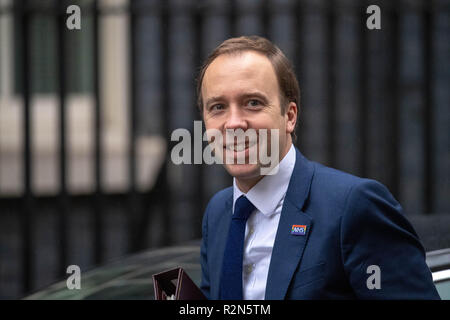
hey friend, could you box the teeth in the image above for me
[226,144,247,152]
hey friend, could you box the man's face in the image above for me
[201,50,296,186]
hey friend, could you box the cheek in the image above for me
[203,117,220,130]
[251,112,283,129]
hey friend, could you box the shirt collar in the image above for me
[233,144,296,216]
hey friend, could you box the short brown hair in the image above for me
[196,36,300,140]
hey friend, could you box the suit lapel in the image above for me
[211,194,233,299]
[265,148,315,299]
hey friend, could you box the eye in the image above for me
[246,99,262,108]
[210,104,225,111]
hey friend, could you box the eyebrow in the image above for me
[205,96,225,107]
[205,91,269,107]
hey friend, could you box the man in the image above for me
[198,36,439,299]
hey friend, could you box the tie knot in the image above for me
[233,196,255,221]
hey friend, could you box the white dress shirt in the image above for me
[232,144,296,300]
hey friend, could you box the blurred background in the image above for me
[0,0,449,299]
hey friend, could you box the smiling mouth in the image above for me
[225,143,247,152]
[224,139,258,152]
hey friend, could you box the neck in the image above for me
[235,140,293,193]
[235,176,264,194]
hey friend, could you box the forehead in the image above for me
[202,51,279,100]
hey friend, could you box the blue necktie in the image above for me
[220,195,255,300]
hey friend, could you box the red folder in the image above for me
[152,267,206,300]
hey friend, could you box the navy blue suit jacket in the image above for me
[200,148,440,299]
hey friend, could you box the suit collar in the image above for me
[284,148,315,211]
[265,148,315,299]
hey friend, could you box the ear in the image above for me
[285,102,298,134]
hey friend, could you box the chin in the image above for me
[224,163,261,181]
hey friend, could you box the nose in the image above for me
[224,105,248,131]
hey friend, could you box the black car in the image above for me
[24,242,450,300]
